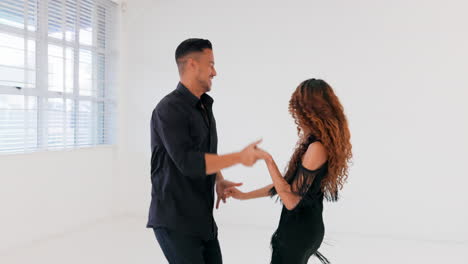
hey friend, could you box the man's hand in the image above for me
[239,139,263,166]
[215,179,243,209]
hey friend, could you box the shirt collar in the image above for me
[176,82,214,107]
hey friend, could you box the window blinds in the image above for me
[0,0,117,153]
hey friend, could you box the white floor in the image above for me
[0,216,466,264]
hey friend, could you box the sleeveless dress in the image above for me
[270,146,330,264]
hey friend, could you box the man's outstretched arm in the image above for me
[205,139,262,175]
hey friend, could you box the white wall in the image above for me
[0,146,116,252]
[118,0,468,242]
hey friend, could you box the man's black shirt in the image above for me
[147,82,218,240]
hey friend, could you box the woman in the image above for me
[224,78,352,264]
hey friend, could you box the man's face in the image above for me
[194,49,217,92]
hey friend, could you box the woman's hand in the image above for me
[256,147,273,163]
[224,186,249,200]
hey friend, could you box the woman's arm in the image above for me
[262,154,302,210]
[245,184,274,199]
[223,153,301,209]
[224,143,327,210]
[224,184,274,200]
[259,142,328,210]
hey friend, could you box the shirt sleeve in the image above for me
[152,103,206,178]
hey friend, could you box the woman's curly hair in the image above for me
[270,78,352,201]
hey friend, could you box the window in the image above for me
[0,0,117,153]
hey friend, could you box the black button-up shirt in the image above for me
[147,82,218,240]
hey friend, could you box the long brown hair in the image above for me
[270,78,352,201]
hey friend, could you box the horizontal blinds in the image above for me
[0,0,116,154]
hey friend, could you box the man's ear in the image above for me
[183,57,193,72]
[189,57,200,70]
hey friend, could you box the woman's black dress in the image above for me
[270,156,330,264]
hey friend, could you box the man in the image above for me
[147,38,262,264]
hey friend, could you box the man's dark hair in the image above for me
[175,38,212,66]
